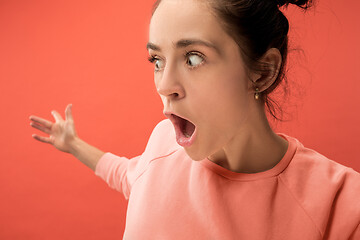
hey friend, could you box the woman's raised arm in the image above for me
[29,104,105,171]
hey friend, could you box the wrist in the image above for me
[68,136,83,156]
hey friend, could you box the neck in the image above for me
[208,101,289,174]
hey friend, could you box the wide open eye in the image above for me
[186,52,204,69]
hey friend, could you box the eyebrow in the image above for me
[146,38,221,55]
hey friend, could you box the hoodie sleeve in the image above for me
[94,152,140,200]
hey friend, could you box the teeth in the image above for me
[184,132,191,138]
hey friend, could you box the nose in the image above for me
[155,63,185,101]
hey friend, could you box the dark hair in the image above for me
[150,0,314,122]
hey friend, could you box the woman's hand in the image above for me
[29,104,78,153]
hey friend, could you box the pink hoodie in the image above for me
[95,119,360,239]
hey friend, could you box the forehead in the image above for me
[148,0,229,49]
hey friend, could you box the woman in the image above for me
[29,0,360,239]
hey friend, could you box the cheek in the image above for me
[191,75,249,135]
[196,71,248,111]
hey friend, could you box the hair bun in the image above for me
[277,0,313,9]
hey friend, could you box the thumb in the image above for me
[65,103,74,121]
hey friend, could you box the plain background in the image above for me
[1,0,359,239]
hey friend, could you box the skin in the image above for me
[148,0,289,173]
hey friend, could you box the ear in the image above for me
[248,48,282,92]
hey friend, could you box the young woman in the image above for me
[29,0,360,239]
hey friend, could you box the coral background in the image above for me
[0,0,359,239]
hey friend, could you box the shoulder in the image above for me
[285,136,360,186]
[142,118,181,161]
[282,134,360,195]
[279,135,360,235]
[148,118,175,142]
[124,119,181,190]
[280,134,359,180]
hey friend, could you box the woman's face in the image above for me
[147,0,255,161]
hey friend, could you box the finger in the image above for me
[29,115,53,128]
[32,134,53,144]
[65,104,74,121]
[30,122,51,134]
[51,110,64,122]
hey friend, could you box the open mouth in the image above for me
[171,114,196,138]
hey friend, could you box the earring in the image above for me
[254,88,260,100]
